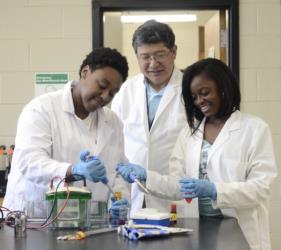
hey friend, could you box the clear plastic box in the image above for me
[46,187,91,229]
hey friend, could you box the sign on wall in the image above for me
[35,73,68,97]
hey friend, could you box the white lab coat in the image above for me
[111,67,187,216]
[4,81,129,217]
[146,111,278,250]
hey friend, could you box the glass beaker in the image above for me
[90,201,109,226]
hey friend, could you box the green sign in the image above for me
[36,73,68,84]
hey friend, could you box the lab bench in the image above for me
[0,217,250,250]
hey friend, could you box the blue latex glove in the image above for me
[179,178,217,200]
[116,163,147,183]
[110,197,129,219]
[72,150,106,183]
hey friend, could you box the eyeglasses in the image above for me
[137,50,171,63]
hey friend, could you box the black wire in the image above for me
[0,205,15,226]
[71,174,87,186]
[5,210,25,227]
[0,208,3,226]
[65,174,87,186]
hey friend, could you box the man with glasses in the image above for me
[111,20,186,216]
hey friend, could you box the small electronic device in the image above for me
[45,186,91,229]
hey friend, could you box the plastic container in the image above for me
[131,208,170,227]
[45,186,91,229]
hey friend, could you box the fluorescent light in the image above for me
[121,14,197,23]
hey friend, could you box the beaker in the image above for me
[109,205,129,226]
[90,201,108,226]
